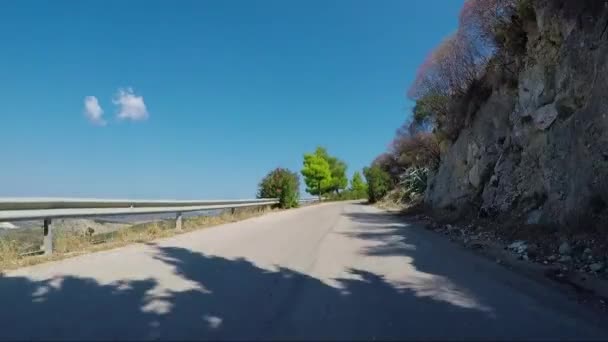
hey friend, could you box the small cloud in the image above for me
[83,96,105,126]
[113,87,149,121]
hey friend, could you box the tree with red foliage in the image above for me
[459,0,517,50]
[407,0,521,134]
[389,120,441,170]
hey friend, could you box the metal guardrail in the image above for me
[0,198,277,211]
[0,197,279,256]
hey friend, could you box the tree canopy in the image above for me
[349,171,368,199]
[257,168,300,209]
[301,147,349,200]
[301,153,332,200]
[314,147,348,194]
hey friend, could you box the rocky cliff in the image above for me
[426,0,608,230]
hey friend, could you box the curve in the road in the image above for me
[1,202,607,340]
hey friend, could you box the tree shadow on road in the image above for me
[341,210,608,339]
[0,242,526,340]
[0,209,607,339]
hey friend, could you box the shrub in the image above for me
[390,130,441,171]
[257,168,300,209]
[400,167,429,195]
[363,166,393,203]
[325,190,361,201]
[372,153,401,184]
[349,171,368,199]
[412,93,449,129]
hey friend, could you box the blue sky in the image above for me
[0,0,463,199]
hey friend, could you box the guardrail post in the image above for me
[43,219,53,255]
[175,212,183,231]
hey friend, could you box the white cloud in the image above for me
[113,87,149,121]
[83,96,105,126]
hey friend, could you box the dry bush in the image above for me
[459,0,518,51]
[0,239,22,269]
[407,0,528,139]
[390,131,440,170]
[54,231,91,254]
[372,153,401,183]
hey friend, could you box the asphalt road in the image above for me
[1,202,607,340]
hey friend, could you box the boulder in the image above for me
[532,103,558,130]
[590,263,604,272]
[559,242,571,255]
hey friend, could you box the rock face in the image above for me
[426,0,608,229]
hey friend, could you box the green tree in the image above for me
[349,171,368,199]
[314,147,348,194]
[363,165,392,203]
[257,168,300,209]
[301,153,332,201]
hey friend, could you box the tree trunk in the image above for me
[318,181,322,202]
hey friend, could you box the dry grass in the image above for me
[375,187,425,213]
[0,206,276,272]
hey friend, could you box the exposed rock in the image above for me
[559,242,571,255]
[572,244,586,256]
[468,163,482,188]
[425,2,608,229]
[518,64,547,116]
[532,103,558,130]
[526,243,539,258]
[526,210,542,225]
[417,2,608,284]
[470,242,484,250]
[508,240,528,254]
[590,263,604,272]
[559,255,573,263]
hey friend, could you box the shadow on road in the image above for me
[1,244,500,340]
[0,209,606,339]
[341,209,608,339]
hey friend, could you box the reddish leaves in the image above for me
[409,0,517,102]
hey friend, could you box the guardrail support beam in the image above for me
[43,219,53,255]
[175,212,183,231]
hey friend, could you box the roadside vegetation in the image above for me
[363,0,531,207]
[258,146,369,207]
[257,168,300,209]
[301,147,367,202]
[0,206,274,271]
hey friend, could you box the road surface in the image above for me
[1,202,607,340]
